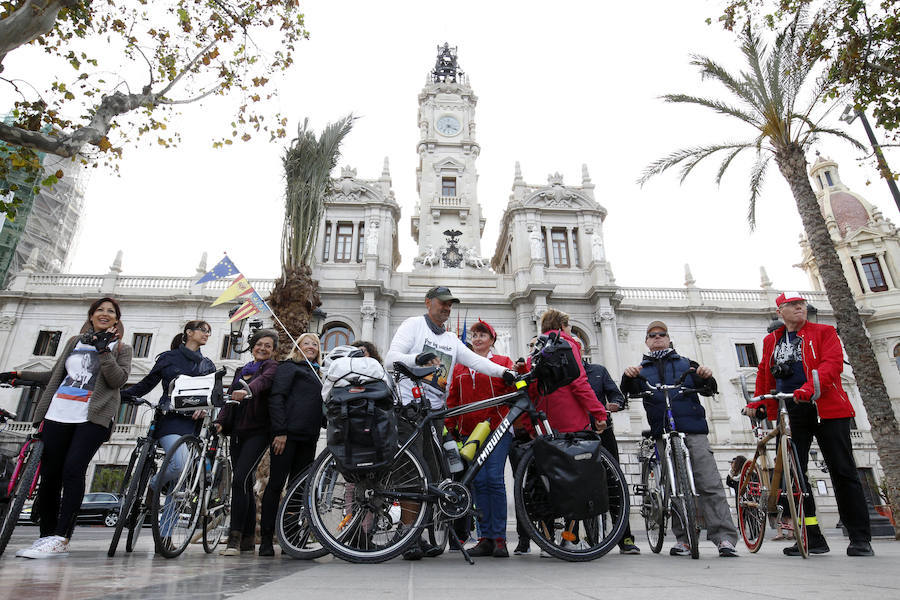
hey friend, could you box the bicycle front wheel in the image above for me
[126,453,156,553]
[203,451,232,554]
[108,442,149,557]
[0,439,42,557]
[670,437,700,559]
[276,467,328,560]
[640,457,666,554]
[151,435,203,558]
[305,448,430,563]
[783,438,808,559]
[513,444,629,562]
[737,456,766,552]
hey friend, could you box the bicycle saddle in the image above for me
[392,362,438,380]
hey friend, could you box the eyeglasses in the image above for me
[647,332,668,339]
[192,328,212,335]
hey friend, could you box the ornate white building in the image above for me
[0,45,897,525]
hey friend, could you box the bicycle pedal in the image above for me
[632,484,648,495]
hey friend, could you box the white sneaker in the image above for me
[15,536,51,557]
[560,539,587,551]
[20,535,69,559]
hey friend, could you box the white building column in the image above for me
[350,221,360,263]
[566,227,577,268]
[543,227,553,267]
[853,256,871,292]
[877,251,896,289]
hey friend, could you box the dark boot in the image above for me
[240,533,256,554]
[222,531,241,557]
[784,525,829,556]
[258,530,275,557]
[467,537,495,557]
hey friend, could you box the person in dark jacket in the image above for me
[621,320,738,558]
[583,360,640,555]
[215,328,279,556]
[258,332,323,556]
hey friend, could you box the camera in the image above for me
[770,361,794,380]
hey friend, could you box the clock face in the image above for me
[436,115,461,136]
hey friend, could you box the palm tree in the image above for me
[640,19,900,537]
[268,115,355,354]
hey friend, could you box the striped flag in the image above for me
[211,274,253,306]
[229,290,270,322]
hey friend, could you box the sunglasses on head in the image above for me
[647,332,668,339]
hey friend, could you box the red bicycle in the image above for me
[0,380,45,556]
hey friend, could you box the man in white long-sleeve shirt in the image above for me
[385,286,511,409]
[385,286,514,561]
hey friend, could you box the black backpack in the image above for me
[531,331,581,396]
[531,432,609,520]
[325,379,397,475]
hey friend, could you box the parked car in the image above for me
[77,492,122,527]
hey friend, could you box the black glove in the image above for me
[754,406,768,420]
[415,352,437,366]
[91,331,117,353]
[0,371,16,383]
[501,369,517,385]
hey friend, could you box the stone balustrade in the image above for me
[4,272,277,298]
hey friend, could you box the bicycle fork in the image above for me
[664,433,699,498]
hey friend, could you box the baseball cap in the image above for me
[646,320,668,335]
[425,286,459,303]
[775,292,806,307]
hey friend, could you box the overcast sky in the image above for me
[4,1,897,290]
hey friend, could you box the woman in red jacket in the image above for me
[446,319,515,558]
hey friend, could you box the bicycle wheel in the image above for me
[670,436,700,559]
[513,444,629,562]
[737,457,766,552]
[108,443,149,556]
[640,457,666,554]
[425,505,450,555]
[305,448,430,563]
[126,454,157,553]
[150,435,203,558]
[782,438,808,559]
[203,451,232,554]
[0,439,42,557]
[276,467,328,559]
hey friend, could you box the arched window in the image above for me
[321,323,354,352]
[894,343,900,374]
[570,326,591,362]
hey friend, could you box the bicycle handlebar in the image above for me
[0,407,16,420]
[629,367,697,396]
[0,379,43,389]
[739,370,821,405]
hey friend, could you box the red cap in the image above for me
[471,318,497,340]
[775,291,806,307]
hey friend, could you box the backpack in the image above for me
[532,432,609,520]
[323,357,398,475]
[531,332,581,396]
[169,368,226,411]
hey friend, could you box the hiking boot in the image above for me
[513,539,531,555]
[718,540,738,557]
[258,530,275,557]
[493,538,509,558]
[402,544,423,561]
[669,542,691,556]
[467,537,495,557]
[784,537,830,556]
[240,534,255,553]
[221,531,241,556]
[847,541,874,557]
[619,537,641,555]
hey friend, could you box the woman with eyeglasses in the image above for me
[121,320,216,549]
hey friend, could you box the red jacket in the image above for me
[750,321,854,420]
[446,354,515,436]
[526,330,607,433]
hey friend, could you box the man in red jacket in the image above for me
[745,292,872,557]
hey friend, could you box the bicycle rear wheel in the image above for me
[513,444,629,562]
[276,467,328,559]
[782,438,808,559]
[0,439,42,557]
[203,451,232,554]
[737,457,766,552]
[305,448,429,563]
[640,457,666,554]
[108,442,149,557]
[151,435,203,558]
[670,436,700,559]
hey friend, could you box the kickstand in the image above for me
[449,535,474,565]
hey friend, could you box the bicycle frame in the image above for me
[6,424,43,499]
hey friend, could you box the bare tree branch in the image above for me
[0,0,77,70]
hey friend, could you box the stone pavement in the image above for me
[0,526,896,600]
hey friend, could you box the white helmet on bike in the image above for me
[321,345,364,371]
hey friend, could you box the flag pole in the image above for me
[268,310,323,383]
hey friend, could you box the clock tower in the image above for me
[412,44,487,269]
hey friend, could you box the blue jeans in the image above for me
[154,433,191,537]
[471,431,512,540]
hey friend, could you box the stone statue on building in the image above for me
[366,220,379,255]
[591,229,605,261]
[464,246,485,269]
[415,245,438,268]
[528,226,543,260]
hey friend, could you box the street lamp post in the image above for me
[228,305,263,354]
[840,105,900,213]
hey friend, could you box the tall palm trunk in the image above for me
[776,143,900,536]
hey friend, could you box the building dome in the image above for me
[829,191,871,237]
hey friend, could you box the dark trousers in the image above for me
[599,427,634,544]
[508,435,530,543]
[39,419,110,538]
[260,438,316,533]
[788,409,871,543]
[229,434,268,538]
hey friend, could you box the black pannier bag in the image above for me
[326,379,397,475]
[531,331,581,396]
[532,433,609,520]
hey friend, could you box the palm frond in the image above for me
[715,145,754,185]
[747,155,771,231]
[638,142,754,186]
[662,94,761,127]
[794,119,867,152]
[690,55,760,110]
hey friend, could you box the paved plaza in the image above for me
[0,526,895,600]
